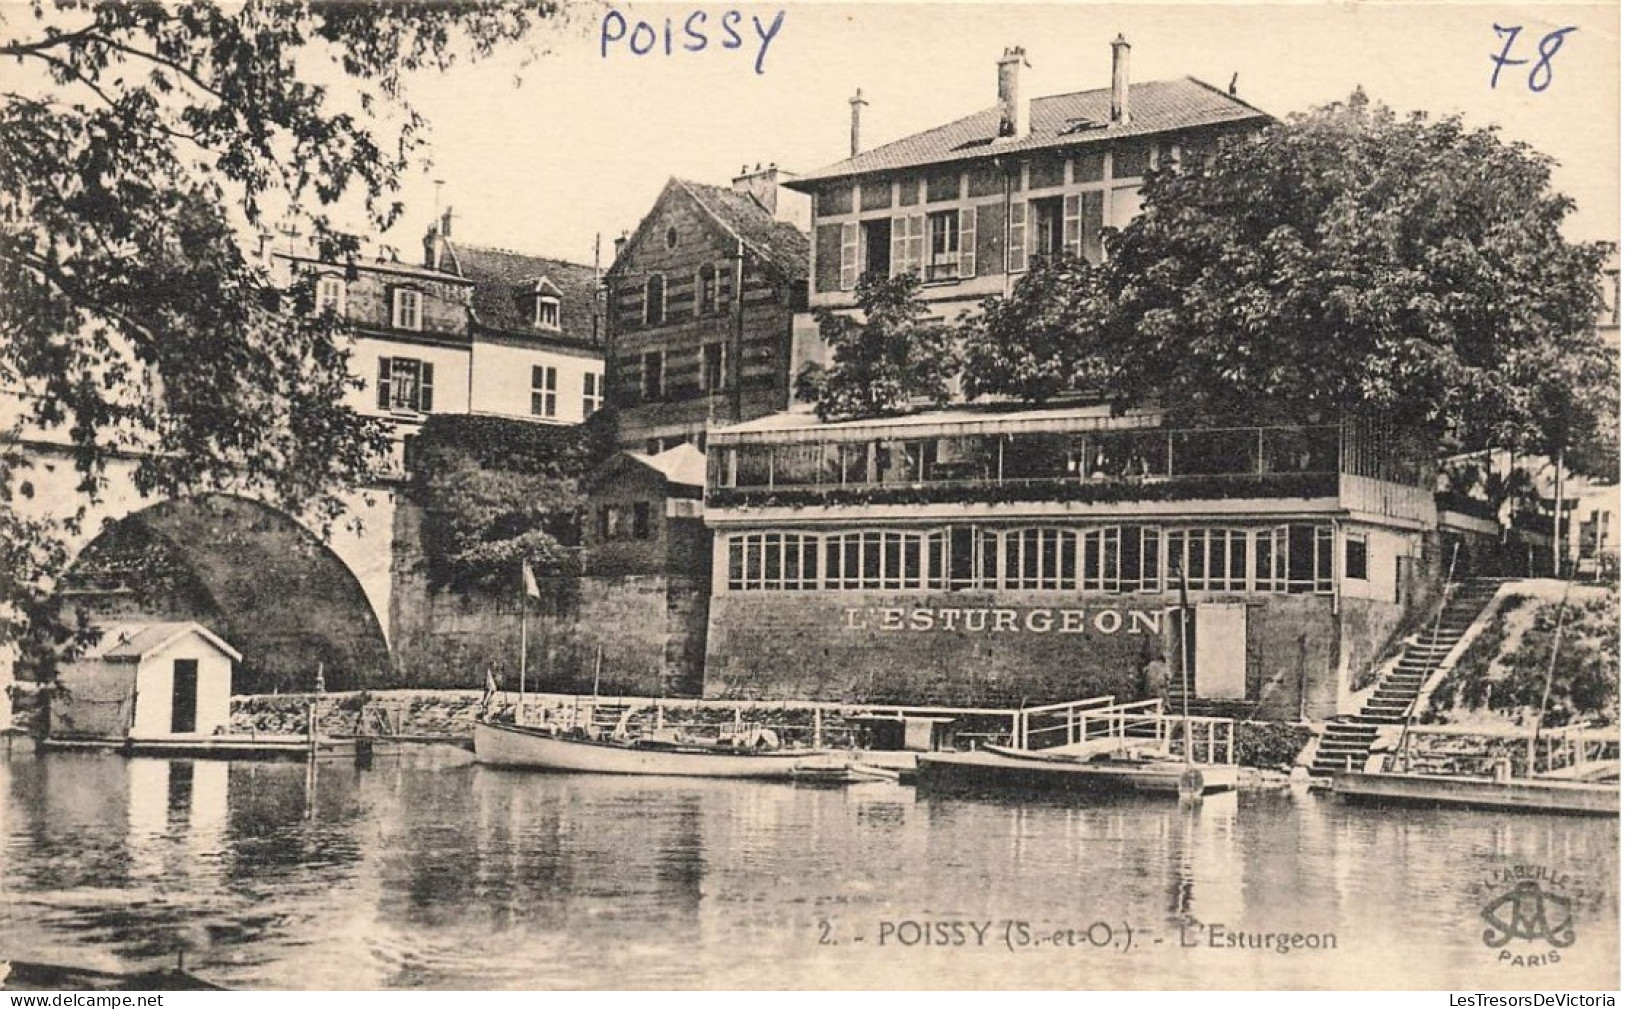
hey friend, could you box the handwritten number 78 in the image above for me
[1492,25,1578,92]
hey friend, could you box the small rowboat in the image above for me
[473,720,825,780]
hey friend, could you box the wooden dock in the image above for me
[39,733,472,761]
[1330,770,1619,816]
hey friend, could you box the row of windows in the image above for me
[813,145,1175,217]
[377,356,603,418]
[725,525,1348,595]
[318,279,561,333]
[634,262,731,328]
[715,427,1342,490]
[828,187,1142,292]
[635,343,730,401]
[530,366,603,419]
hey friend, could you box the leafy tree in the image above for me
[408,412,616,593]
[960,252,1112,404]
[968,91,1615,470]
[795,272,959,421]
[0,3,562,673]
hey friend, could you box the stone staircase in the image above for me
[1310,578,1504,776]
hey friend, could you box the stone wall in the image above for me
[705,590,1352,716]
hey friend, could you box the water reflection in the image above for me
[1,752,1617,990]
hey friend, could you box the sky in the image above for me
[379,1,1619,266]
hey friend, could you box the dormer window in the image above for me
[391,287,423,331]
[534,296,560,330]
[316,274,346,317]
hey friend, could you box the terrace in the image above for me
[705,405,1432,520]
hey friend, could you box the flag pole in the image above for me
[519,565,529,726]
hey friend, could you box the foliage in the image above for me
[0,2,563,670]
[960,252,1113,403]
[795,272,959,421]
[1234,720,1313,769]
[1426,591,1619,727]
[408,412,616,593]
[964,91,1615,472]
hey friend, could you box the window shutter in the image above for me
[419,362,434,412]
[1083,191,1105,263]
[890,216,908,277]
[1063,193,1082,257]
[1008,202,1027,273]
[376,358,392,410]
[958,208,975,278]
[906,214,925,274]
[839,222,859,290]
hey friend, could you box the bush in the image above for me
[1235,720,1313,769]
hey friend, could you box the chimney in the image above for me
[849,88,868,156]
[613,231,628,260]
[440,207,453,238]
[733,163,782,216]
[731,163,809,229]
[422,224,437,269]
[1111,34,1131,124]
[997,46,1028,139]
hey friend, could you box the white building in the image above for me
[49,622,239,740]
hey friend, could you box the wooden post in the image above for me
[813,706,823,749]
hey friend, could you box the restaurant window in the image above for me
[391,288,423,331]
[376,356,433,413]
[1080,527,1121,592]
[1004,528,1077,591]
[1346,533,1369,581]
[926,210,960,281]
[530,365,557,418]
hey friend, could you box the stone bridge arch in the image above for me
[9,447,398,693]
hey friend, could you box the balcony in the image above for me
[708,423,1347,509]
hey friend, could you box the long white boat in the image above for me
[473,720,826,779]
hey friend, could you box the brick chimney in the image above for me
[1111,34,1131,124]
[732,163,808,228]
[997,46,1028,139]
[849,88,868,156]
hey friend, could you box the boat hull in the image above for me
[1331,770,1619,817]
[473,721,822,780]
[918,748,1238,797]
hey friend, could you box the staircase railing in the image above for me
[1394,541,1461,770]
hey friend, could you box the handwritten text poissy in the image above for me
[601,9,787,76]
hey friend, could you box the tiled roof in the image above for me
[441,242,602,346]
[674,179,810,281]
[788,77,1271,185]
[91,622,242,662]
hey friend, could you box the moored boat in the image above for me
[1330,770,1619,816]
[473,720,825,779]
[918,745,1238,797]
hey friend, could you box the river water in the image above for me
[0,750,1617,990]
